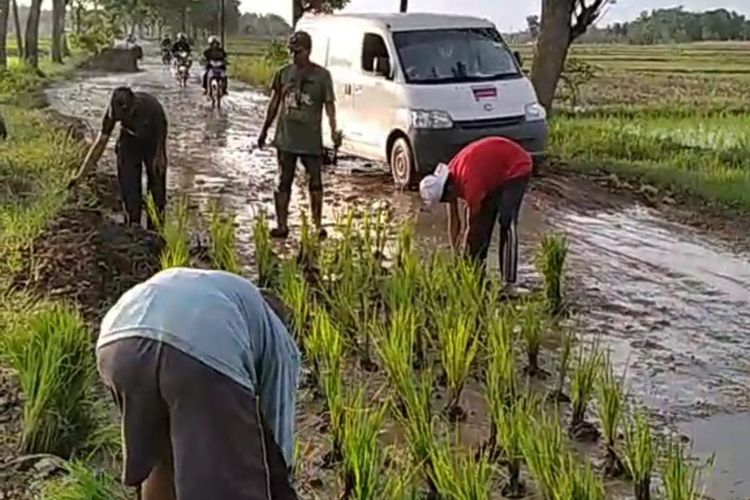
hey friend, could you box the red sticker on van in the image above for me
[472,86,497,101]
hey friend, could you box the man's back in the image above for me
[99,268,296,392]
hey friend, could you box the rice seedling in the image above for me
[492,394,537,498]
[662,438,711,500]
[278,260,311,341]
[394,370,436,485]
[341,388,389,499]
[570,337,603,441]
[549,325,575,403]
[552,453,607,500]
[436,308,480,421]
[313,309,346,463]
[535,233,569,313]
[147,195,190,269]
[208,202,241,274]
[252,212,277,289]
[597,353,627,477]
[322,364,346,465]
[41,461,129,500]
[519,300,549,378]
[623,410,656,500]
[0,303,96,456]
[484,306,518,458]
[376,306,418,412]
[428,436,494,500]
[297,211,320,271]
[519,407,567,499]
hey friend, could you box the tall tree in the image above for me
[531,0,611,113]
[24,0,43,67]
[0,0,9,67]
[292,0,349,28]
[51,0,66,62]
[11,0,22,56]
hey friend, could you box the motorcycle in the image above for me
[172,51,191,88]
[207,60,227,110]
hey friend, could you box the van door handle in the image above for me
[344,84,352,96]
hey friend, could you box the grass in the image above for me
[208,202,241,274]
[435,307,480,421]
[230,55,279,88]
[597,353,627,477]
[662,439,710,500]
[551,325,575,402]
[492,394,535,498]
[553,453,606,500]
[427,436,494,500]
[252,212,277,288]
[147,195,190,269]
[41,461,129,500]
[519,407,567,499]
[278,259,311,342]
[569,337,603,439]
[519,300,548,377]
[535,233,569,313]
[0,302,96,456]
[376,305,418,410]
[623,410,657,500]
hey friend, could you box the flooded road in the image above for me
[46,53,750,498]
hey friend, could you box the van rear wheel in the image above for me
[390,137,417,190]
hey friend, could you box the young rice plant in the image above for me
[536,233,569,313]
[147,195,190,269]
[436,308,480,421]
[623,410,656,500]
[520,300,548,378]
[570,337,603,441]
[252,212,277,288]
[662,438,710,500]
[551,325,575,403]
[40,461,129,500]
[519,407,567,499]
[597,353,627,477]
[208,202,241,274]
[278,260,311,341]
[428,437,494,500]
[493,394,537,498]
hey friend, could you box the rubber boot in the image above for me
[309,190,327,239]
[270,191,290,239]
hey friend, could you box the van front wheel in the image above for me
[390,137,416,190]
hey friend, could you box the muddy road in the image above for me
[46,52,750,498]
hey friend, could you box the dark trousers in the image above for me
[276,151,323,194]
[466,175,530,284]
[116,132,167,229]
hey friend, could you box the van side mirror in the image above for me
[514,51,523,67]
[373,56,391,78]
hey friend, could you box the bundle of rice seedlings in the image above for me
[519,300,549,378]
[662,438,710,500]
[252,212,277,289]
[623,410,656,500]
[553,453,606,500]
[278,260,311,341]
[549,325,575,403]
[147,195,190,269]
[341,388,389,499]
[569,338,603,441]
[0,303,96,456]
[519,407,567,499]
[597,353,627,477]
[208,202,241,274]
[436,309,480,421]
[41,461,129,500]
[535,233,569,313]
[428,437,494,500]
[493,395,537,498]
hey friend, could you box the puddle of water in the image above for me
[679,413,750,500]
[46,51,750,495]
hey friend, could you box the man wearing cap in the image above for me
[419,136,532,288]
[257,30,339,239]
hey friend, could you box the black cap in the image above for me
[288,31,312,51]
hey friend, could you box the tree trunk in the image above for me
[399,0,407,13]
[11,0,22,57]
[530,0,574,113]
[292,0,303,28]
[51,0,64,63]
[24,0,43,67]
[0,0,10,67]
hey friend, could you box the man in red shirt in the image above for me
[419,136,532,286]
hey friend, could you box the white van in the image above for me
[297,12,548,188]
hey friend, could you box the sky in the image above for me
[240,0,750,32]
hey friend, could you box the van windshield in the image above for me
[393,28,520,84]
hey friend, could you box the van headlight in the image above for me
[524,103,546,121]
[410,110,453,129]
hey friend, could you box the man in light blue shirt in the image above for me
[97,267,299,500]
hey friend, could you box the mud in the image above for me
[42,48,750,498]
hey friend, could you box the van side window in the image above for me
[328,40,352,68]
[361,33,389,73]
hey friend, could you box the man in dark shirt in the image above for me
[69,87,168,229]
[257,31,339,240]
[202,35,228,95]
[171,33,191,57]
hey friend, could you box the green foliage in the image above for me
[428,438,494,500]
[623,410,656,500]
[208,203,241,274]
[535,233,569,313]
[597,353,626,475]
[570,338,603,431]
[519,408,567,499]
[662,439,710,500]
[147,195,190,270]
[41,461,128,500]
[0,303,96,456]
[252,212,277,288]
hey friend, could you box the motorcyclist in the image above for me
[171,33,192,67]
[202,35,229,95]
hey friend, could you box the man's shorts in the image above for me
[97,337,297,500]
[276,151,323,194]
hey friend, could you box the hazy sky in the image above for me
[240,0,750,32]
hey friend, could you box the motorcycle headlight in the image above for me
[524,102,546,121]
[409,109,453,130]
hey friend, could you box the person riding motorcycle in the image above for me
[160,35,172,63]
[202,35,229,95]
[171,33,192,68]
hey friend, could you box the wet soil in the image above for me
[40,49,750,498]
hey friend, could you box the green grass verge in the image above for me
[41,461,128,500]
[230,55,279,88]
[551,112,750,210]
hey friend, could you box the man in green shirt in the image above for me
[257,31,339,239]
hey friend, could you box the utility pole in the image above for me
[399,0,407,13]
[220,0,226,46]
